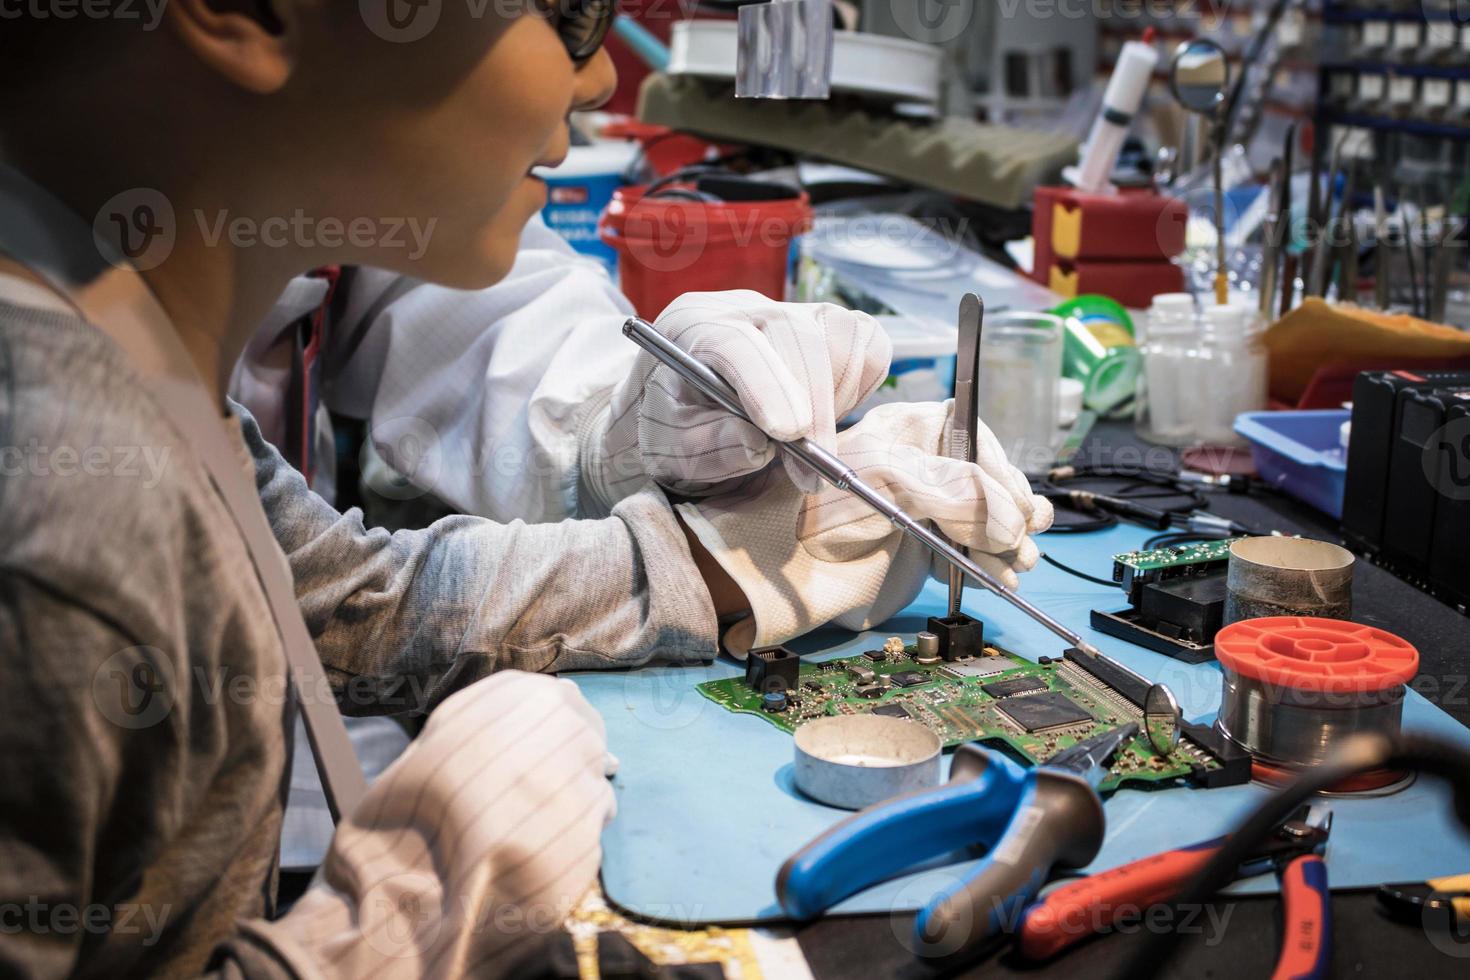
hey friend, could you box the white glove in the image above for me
[233,673,615,978]
[677,400,1054,656]
[580,290,892,512]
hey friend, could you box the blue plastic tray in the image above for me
[1235,410,1351,518]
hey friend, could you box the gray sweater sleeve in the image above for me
[244,410,718,716]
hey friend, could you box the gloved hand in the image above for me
[676,400,1054,656]
[225,673,615,977]
[580,290,892,513]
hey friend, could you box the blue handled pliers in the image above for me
[777,723,1138,964]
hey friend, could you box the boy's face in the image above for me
[181,1,617,287]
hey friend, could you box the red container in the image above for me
[1032,185,1188,262]
[600,184,813,320]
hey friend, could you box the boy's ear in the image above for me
[165,0,296,94]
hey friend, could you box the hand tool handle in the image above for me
[1016,838,1225,960]
[913,771,1107,964]
[777,751,1031,921]
[622,315,1109,659]
[1273,854,1330,980]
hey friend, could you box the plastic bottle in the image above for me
[1195,304,1269,446]
[1135,293,1199,446]
[1068,34,1159,194]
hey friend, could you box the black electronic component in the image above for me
[994,691,1093,733]
[1091,540,1231,663]
[803,681,823,692]
[982,676,1049,699]
[1383,386,1470,571]
[926,613,984,661]
[1429,400,1470,608]
[855,685,885,699]
[890,671,929,688]
[863,650,886,662]
[745,646,800,694]
[761,691,788,713]
[872,703,909,718]
[1343,370,1470,554]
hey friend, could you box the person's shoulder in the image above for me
[0,305,203,585]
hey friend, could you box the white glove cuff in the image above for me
[675,501,798,659]
[575,390,632,519]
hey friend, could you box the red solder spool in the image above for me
[1214,617,1420,792]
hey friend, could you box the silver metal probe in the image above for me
[623,315,1109,660]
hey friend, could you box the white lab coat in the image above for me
[238,215,637,523]
[236,216,642,868]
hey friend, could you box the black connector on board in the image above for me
[926,614,984,661]
[745,646,800,694]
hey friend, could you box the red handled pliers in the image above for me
[1017,804,1333,978]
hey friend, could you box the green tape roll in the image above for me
[1052,295,1141,415]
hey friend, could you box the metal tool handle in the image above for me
[913,771,1107,964]
[621,316,1106,658]
[777,751,1031,921]
[949,294,984,618]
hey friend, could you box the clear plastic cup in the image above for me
[977,312,1063,473]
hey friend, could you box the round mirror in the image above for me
[1170,40,1230,115]
[1144,683,1182,756]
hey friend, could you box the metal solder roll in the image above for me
[1213,617,1419,773]
[1223,537,1355,626]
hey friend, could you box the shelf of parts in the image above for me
[1322,61,1470,81]
[1319,108,1470,140]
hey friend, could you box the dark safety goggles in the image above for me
[537,0,616,65]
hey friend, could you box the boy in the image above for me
[0,3,1047,977]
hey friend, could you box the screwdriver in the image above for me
[623,315,1111,660]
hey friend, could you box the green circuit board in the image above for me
[1114,538,1238,582]
[697,642,1223,793]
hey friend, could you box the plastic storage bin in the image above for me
[1234,410,1351,519]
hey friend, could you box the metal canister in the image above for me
[1213,617,1419,772]
[793,715,942,810]
[1224,537,1355,625]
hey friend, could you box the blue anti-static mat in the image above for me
[567,524,1470,926]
